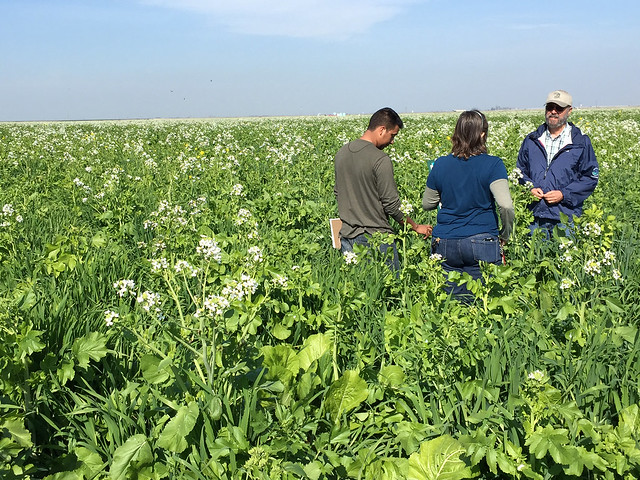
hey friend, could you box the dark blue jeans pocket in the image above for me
[469,235,500,264]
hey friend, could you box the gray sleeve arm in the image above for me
[490,178,515,241]
[422,186,440,211]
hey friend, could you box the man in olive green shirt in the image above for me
[334,107,431,270]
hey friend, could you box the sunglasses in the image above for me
[546,103,569,113]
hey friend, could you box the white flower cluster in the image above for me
[197,236,222,263]
[527,370,545,382]
[174,260,199,277]
[231,183,245,196]
[143,200,189,230]
[73,177,92,194]
[137,290,162,313]
[247,246,263,263]
[234,208,260,239]
[150,257,169,273]
[583,259,602,276]
[104,310,119,327]
[113,279,136,297]
[430,253,443,261]
[221,274,258,302]
[1,204,23,227]
[199,294,230,317]
[343,251,358,265]
[187,196,207,215]
[602,250,616,265]
[581,221,602,237]
[612,269,623,281]
[559,278,575,290]
[272,274,289,289]
[508,167,523,185]
[400,199,414,216]
[235,208,253,226]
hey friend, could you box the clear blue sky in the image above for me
[2,0,639,121]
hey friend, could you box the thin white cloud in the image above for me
[141,0,423,39]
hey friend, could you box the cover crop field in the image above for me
[1,108,640,479]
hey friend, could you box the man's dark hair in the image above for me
[367,107,404,131]
[451,110,488,159]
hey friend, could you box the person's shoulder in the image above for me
[524,124,547,141]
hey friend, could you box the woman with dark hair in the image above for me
[422,110,514,300]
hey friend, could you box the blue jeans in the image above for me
[341,233,400,273]
[529,218,574,239]
[431,234,501,300]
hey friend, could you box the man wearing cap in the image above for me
[516,90,599,236]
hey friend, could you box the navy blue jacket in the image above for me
[516,122,598,221]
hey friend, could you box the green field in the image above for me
[1,109,640,479]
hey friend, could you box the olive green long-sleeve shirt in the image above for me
[334,139,404,239]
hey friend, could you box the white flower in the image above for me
[430,253,443,261]
[527,370,545,382]
[113,279,136,297]
[231,183,245,196]
[272,274,288,289]
[603,250,616,265]
[15,215,23,223]
[559,278,575,290]
[202,294,230,317]
[584,259,601,276]
[197,236,222,262]
[508,167,523,185]
[343,251,358,265]
[104,310,119,327]
[150,257,169,273]
[247,246,263,263]
[235,208,253,225]
[581,222,602,237]
[612,269,622,281]
[400,199,414,216]
[221,274,259,302]
[137,290,162,312]
[558,239,574,250]
[2,204,14,215]
[175,260,199,277]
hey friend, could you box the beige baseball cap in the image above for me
[545,90,572,108]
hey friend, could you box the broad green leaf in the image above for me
[157,401,200,453]
[617,404,640,438]
[525,425,569,463]
[613,325,638,345]
[297,332,332,371]
[72,332,108,369]
[18,328,45,359]
[57,359,76,385]
[408,434,474,480]
[326,370,369,421]
[109,434,152,480]
[303,460,323,480]
[261,345,300,376]
[75,446,105,478]
[0,417,32,449]
[379,365,405,388]
[272,322,291,340]
[561,445,608,476]
[140,355,171,384]
[43,472,81,480]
